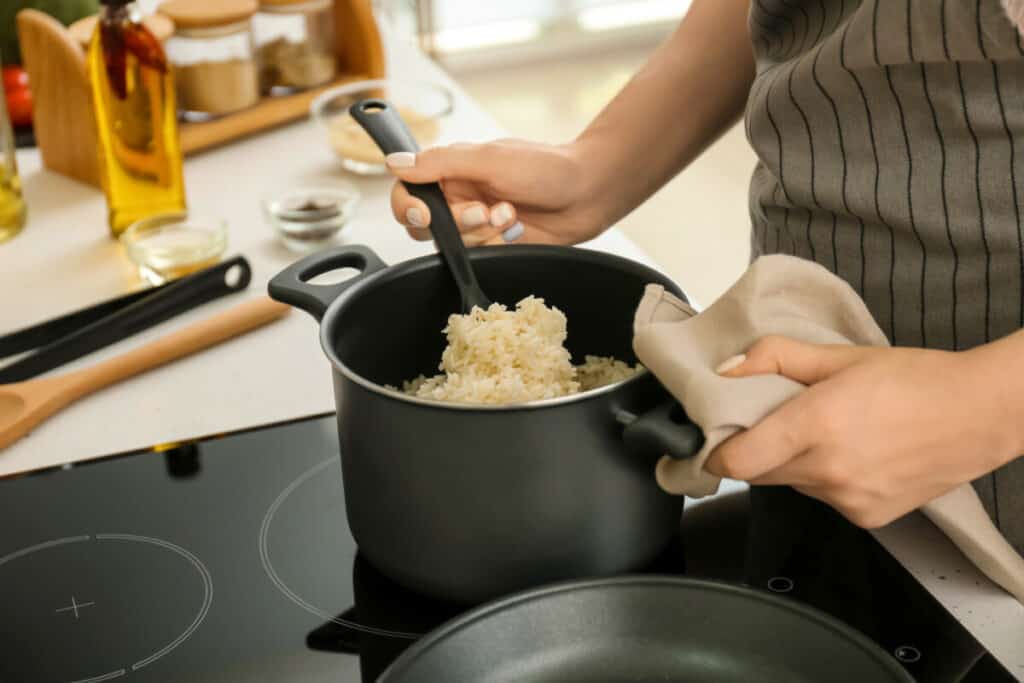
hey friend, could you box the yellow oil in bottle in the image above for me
[87,1,186,238]
[0,80,26,244]
[0,163,26,244]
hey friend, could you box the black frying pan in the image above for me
[377,576,915,682]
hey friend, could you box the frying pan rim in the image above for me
[376,574,916,682]
[317,245,686,412]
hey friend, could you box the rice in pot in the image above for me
[401,296,642,405]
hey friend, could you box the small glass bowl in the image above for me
[121,213,228,285]
[263,185,360,253]
[310,78,453,174]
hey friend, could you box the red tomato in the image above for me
[2,66,28,94]
[6,88,32,127]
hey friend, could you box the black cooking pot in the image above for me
[269,245,703,603]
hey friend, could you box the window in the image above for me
[379,0,690,61]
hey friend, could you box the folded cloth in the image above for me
[633,254,1024,603]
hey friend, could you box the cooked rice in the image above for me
[576,355,643,391]
[401,296,642,404]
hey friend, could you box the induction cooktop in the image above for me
[0,416,1013,682]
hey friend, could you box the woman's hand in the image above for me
[386,139,609,246]
[386,0,757,247]
[705,336,1023,528]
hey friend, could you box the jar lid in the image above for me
[159,0,258,29]
[69,12,176,47]
[259,0,331,11]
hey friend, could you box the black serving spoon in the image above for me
[349,99,492,313]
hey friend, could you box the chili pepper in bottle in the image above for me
[87,0,187,237]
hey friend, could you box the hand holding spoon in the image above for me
[349,99,492,312]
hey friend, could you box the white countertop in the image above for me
[2,26,1022,679]
[874,516,1024,677]
[0,32,654,476]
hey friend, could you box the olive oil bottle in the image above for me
[0,163,26,244]
[0,56,26,244]
[87,0,186,237]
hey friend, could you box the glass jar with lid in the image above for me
[159,0,261,119]
[253,0,338,95]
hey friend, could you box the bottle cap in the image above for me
[70,13,176,47]
[159,0,258,29]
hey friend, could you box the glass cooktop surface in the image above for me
[0,416,1012,682]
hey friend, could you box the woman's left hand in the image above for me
[704,336,1023,528]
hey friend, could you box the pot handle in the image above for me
[618,401,705,460]
[268,246,388,322]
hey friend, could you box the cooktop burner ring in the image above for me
[0,533,213,682]
[258,458,420,640]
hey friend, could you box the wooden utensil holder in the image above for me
[17,0,385,188]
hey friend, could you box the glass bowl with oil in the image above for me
[121,213,228,285]
[310,79,453,175]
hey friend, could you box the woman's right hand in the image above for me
[387,139,608,246]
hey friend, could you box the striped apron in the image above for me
[746,0,1024,554]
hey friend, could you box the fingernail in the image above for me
[406,207,427,228]
[502,222,524,243]
[716,354,747,374]
[490,202,514,228]
[386,152,416,169]
[462,205,487,227]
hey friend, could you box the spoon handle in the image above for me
[63,297,290,400]
[349,99,492,312]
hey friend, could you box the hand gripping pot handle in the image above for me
[619,401,705,461]
[268,245,388,321]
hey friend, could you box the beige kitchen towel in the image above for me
[633,254,1024,604]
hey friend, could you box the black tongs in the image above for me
[0,256,252,383]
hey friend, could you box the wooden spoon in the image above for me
[0,296,290,450]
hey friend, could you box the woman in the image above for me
[389,1,1023,672]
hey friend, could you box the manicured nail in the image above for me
[386,152,416,169]
[502,222,524,243]
[490,202,515,228]
[462,205,487,227]
[716,354,747,374]
[406,206,427,228]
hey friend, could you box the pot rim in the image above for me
[378,575,915,682]
[317,245,680,412]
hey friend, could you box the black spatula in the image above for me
[349,99,492,313]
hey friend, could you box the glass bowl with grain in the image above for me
[310,79,453,175]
